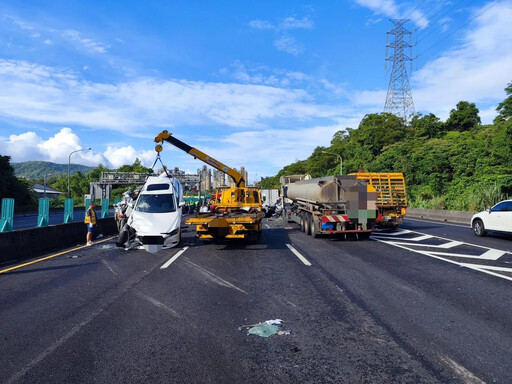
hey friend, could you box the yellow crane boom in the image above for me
[155,130,245,187]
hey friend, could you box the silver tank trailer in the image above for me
[283,175,363,203]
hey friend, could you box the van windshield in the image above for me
[135,194,176,213]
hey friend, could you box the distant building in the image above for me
[213,170,226,189]
[32,183,62,199]
[198,165,212,191]
[227,166,248,187]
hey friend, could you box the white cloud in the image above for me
[411,0,512,120]
[0,59,344,133]
[354,0,429,29]
[61,29,108,53]
[103,145,155,168]
[0,127,153,168]
[248,16,313,55]
[274,34,302,56]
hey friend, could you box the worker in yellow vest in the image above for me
[84,201,97,246]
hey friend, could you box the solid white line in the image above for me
[161,246,189,269]
[286,244,312,266]
[405,217,470,229]
[265,224,270,229]
[372,229,411,237]
[460,263,512,273]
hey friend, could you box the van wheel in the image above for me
[472,219,486,237]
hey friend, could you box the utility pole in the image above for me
[384,19,415,123]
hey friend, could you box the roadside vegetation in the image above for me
[261,81,512,212]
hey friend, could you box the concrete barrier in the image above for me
[407,208,475,226]
[0,218,117,264]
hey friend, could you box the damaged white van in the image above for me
[117,173,184,253]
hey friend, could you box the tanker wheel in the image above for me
[311,216,319,238]
[300,213,306,232]
[304,213,312,235]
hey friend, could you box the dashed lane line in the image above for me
[160,246,189,269]
[286,244,312,266]
[0,237,113,274]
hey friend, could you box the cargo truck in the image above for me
[281,174,378,238]
[260,188,280,217]
[349,172,407,227]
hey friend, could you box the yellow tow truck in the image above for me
[154,130,263,241]
[349,172,407,227]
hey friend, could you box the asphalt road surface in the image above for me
[1,217,511,383]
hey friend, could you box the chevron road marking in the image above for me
[372,230,512,282]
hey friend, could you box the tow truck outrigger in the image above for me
[155,130,263,241]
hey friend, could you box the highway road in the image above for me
[1,217,511,383]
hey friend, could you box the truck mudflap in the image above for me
[185,213,262,240]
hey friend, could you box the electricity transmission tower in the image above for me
[384,19,415,122]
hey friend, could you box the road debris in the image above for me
[239,319,291,338]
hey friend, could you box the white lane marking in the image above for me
[161,246,189,269]
[460,263,512,273]
[438,240,464,249]
[377,241,464,249]
[374,229,411,236]
[265,224,271,229]
[425,251,504,260]
[374,229,509,254]
[373,233,432,241]
[440,355,485,384]
[184,260,247,294]
[286,244,312,266]
[405,217,470,229]
[479,249,507,260]
[373,239,512,282]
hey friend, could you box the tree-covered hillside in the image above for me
[12,161,94,180]
[262,82,512,212]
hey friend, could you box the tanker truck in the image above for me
[281,174,378,238]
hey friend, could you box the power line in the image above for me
[415,0,480,44]
[416,1,499,59]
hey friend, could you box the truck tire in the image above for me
[304,213,312,235]
[300,213,306,232]
[311,216,319,238]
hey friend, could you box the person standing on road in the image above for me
[85,201,97,246]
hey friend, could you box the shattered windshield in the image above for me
[135,194,176,213]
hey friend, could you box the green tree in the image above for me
[411,113,442,138]
[495,81,512,123]
[353,113,406,157]
[445,101,481,131]
[0,155,37,209]
[117,158,153,173]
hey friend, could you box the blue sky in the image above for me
[0,0,511,183]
